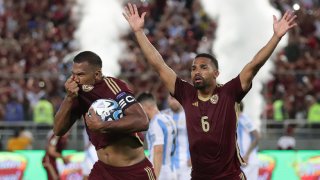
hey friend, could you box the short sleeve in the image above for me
[224,75,251,103]
[108,77,137,111]
[173,77,195,104]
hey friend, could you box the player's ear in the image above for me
[95,69,102,79]
[214,70,219,78]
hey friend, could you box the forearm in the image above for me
[248,34,281,75]
[153,150,162,178]
[134,30,166,71]
[99,114,148,133]
[244,139,259,158]
[54,96,76,136]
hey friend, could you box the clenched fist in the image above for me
[65,76,79,98]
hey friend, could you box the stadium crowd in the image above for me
[0,0,319,125]
[263,0,320,123]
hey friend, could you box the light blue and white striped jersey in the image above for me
[147,112,177,167]
[162,108,190,169]
[237,113,258,163]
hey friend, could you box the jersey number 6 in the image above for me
[201,116,210,132]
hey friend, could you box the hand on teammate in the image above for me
[65,76,79,98]
[123,3,146,32]
[85,108,104,132]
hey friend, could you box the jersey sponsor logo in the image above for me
[82,85,94,92]
[210,94,219,104]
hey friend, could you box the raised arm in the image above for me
[53,76,79,136]
[123,3,177,94]
[240,11,297,91]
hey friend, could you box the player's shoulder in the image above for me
[103,76,132,93]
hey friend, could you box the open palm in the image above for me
[123,3,146,32]
[273,10,297,38]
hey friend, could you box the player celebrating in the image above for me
[123,3,297,179]
[54,51,155,179]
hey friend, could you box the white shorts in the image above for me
[176,165,191,180]
[159,165,177,180]
[241,163,259,180]
[81,145,98,176]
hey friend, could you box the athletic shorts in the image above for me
[89,158,156,180]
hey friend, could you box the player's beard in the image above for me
[193,79,208,90]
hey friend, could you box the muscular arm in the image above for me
[124,3,177,94]
[240,11,297,91]
[86,103,149,133]
[53,97,77,136]
[153,145,163,179]
[134,31,177,94]
[240,34,280,91]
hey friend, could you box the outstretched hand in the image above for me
[123,3,146,32]
[273,10,297,38]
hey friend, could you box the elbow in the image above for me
[137,113,149,131]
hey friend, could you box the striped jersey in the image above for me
[147,112,177,167]
[237,113,258,163]
[162,108,190,169]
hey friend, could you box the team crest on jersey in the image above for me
[82,84,94,92]
[210,94,219,104]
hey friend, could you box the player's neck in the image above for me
[149,109,160,120]
[197,84,216,101]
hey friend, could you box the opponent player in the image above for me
[237,102,260,180]
[162,95,191,180]
[124,3,296,179]
[54,51,155,179]
[137,92,177,180]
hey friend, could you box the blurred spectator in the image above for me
[42,130,70,180]
[33,95,54,125]
[6,128,33,151]
[307,94,320,124]
[277,125,296,150]
[4,95,24,122]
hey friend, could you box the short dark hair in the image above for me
[137,92,155,103]
[73,51,102,68]
[195,53,219,69]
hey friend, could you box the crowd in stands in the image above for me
[0,0,77,123]
[0,0,319,126]
[262,0,320,124]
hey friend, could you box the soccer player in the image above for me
[123,3,297,179]
[54,51,156,180]
[237,102,260,180]
[162,95,191,180]
[42,130,70,180]
[137,92,177,180]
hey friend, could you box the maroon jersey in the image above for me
[173,75,250,179]
[71,76,144,150]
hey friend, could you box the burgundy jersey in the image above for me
[173,75,250,179]
[71,77,144,150]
